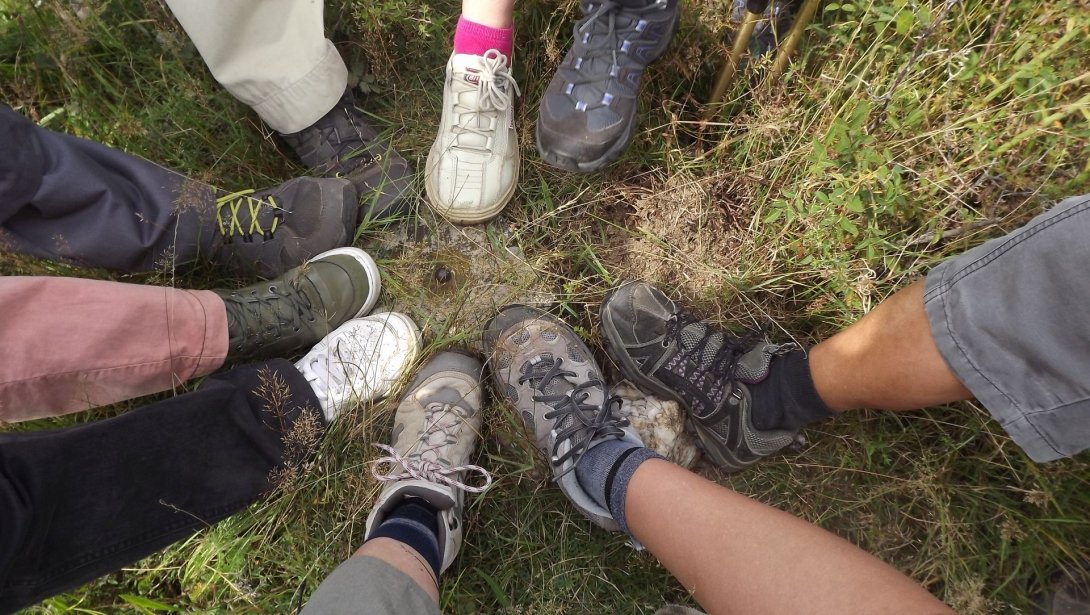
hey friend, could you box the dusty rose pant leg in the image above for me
[0,277,229,421]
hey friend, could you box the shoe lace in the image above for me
[297,337,364,405]
[215,189,285,243]
[222,279,317,347]
[451,50,522,152]
[517,355,629,478]
[665,311,768,393]
[312,115,378,170]
[371,403,494,496]
[566,0,669,108]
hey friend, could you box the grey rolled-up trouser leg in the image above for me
[301,556,441,615]
[0,106,216,273]
[163,0,349,134]
[924,193,1090,462]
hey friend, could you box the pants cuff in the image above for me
[251,39,349,133]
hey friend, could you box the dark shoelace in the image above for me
[517,356,629,477]
[222,280,317,348]
[665,311,768,392]
[565,0,669,110]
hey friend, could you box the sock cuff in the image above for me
[456,16,513,38]
[785,350,836,420]
[366,499,442,580]
[608,447,664,537]
[453,16,514,60]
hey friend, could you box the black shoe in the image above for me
[215,247,381,360]
[599,281,796,471]
[536,0,680,173]
[210,177,358,278]
[280,88,414,222]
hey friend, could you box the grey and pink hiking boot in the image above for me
[599,281,798,472]
[483,306,644,531]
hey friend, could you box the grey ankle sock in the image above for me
[575,439,663,536]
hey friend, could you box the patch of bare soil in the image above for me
[374,212,556,349]
[598,171,757,304]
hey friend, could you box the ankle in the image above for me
[453,16,513,61]
[365,497,442,581]
[750,349,838,432]
[575,439,663,536]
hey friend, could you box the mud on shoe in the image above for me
[366,351,492,573]
[426,51,521,224]
[211,177,357,278]
[295,312,421,422]
[483,306,643,531]
[536,0,680,173]
[216,247,382,361]
[599,281,797,472]
[280,88,414,222]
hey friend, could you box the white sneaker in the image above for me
[425,50,521,224]
[295,312,421,422]
[365,351,491,573]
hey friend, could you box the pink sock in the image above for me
[453,16,513,63]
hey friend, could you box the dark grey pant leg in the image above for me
[0,105,215,273]
[924,194,1090,462]
[0,359,325,614]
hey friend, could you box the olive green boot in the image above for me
[215,247,382,360]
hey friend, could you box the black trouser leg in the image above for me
[0,359,323,614]
[0,105,216,272]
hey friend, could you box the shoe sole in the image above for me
[313,247,383,318]
[423,148,520,225]
[599,283,753,473]
[535,15,681,174]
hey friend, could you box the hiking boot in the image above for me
[600,281,797,472]
[365,351,492,573]
[211,177,357,278]
[483,306,643,530]
[294,312,421,422]
[1033,563,1090,615]
[215,247,382,361]
[425,51,521,224]
[280,88,414,222]
[536,0,680,173]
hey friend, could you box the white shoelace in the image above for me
[451,51,522,151]
[371,443,493,494]
[299,338,360,403]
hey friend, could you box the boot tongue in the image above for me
[679,322,724,368]
[450,53,497,150]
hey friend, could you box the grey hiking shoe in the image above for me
[536,0,681,172]
[211,177,358,278]
[366,351,491,573]
[280,88,414,222]
[483,306,643,531]
[600,281,797,472]
[215,247,381,361]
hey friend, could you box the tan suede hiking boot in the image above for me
[365,351,491,573]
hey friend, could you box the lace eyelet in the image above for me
[293,326,300,332]
[661,338,670,347]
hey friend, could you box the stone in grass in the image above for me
[612,382,701,470]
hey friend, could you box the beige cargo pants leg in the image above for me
[164,0,349,133]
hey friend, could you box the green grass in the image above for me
[2,0,1090,612]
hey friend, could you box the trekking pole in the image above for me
[770,0,820,76]
[702,0,771,122]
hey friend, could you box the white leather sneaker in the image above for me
[295,312,421,422]
[365,351,491,573]
[425,50,521,224]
